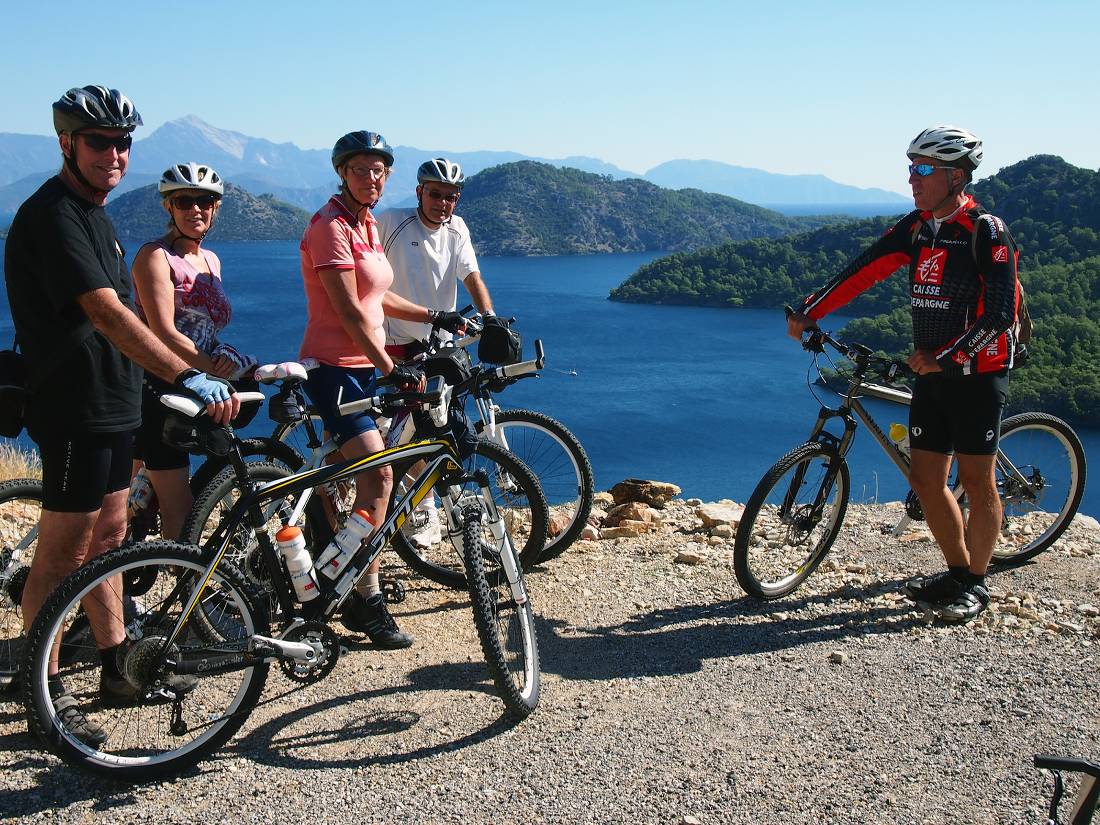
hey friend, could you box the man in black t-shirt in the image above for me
[787,126,1020,626]
[3,86,239,744]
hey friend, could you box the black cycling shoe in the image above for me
[52,693,107,747]
[937,583,991,624]
[903,570,965,606]
[341,592,414,649]
[99,672,199,708]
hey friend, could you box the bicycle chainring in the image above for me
[278,620,340,684]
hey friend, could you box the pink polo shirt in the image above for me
[298,196,393,367]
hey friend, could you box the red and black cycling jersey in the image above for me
[798,196,1020,375]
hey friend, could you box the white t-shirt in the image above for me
[375,207,481,345]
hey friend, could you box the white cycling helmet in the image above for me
[417,158,465,189]
[159,162,225,196]
[907,126,983,171]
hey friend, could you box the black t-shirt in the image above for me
[3,176,141,436]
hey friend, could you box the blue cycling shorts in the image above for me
[302,363,381,446]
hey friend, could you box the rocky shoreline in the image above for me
[1,485,1098,824]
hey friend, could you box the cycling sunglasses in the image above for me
[425,189,460,204]
[908,163,954,177]
[170,194,220,210]
[77,133,132,153]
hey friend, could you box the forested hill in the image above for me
[107,182,310,241]
[458,161,835,256]
[609,155,1100,425]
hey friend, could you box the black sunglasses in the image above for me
[77,133,133,153]
[170,194,220,210]
[426,189,460,204]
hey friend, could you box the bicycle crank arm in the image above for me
[170,635,318,676]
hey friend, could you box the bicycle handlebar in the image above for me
[335,376,446,417]
[160,391,266,419]
[799,325,913,382]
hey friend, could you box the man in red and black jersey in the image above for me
[787,126,1021,624]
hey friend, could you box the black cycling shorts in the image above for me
[37,430,133,512]
[909,372,1009,456]
[134,379,190,471]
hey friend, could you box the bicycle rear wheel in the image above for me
[988,412,1086,565]
[493,409,593,562]
[0,478,43,690]
[390,440,549,589]
[22,540,268,780]
[733,442,850,600]
[461,506,540,718]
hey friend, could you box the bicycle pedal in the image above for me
[381,579,406,604]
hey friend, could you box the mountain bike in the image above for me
[274,312,593,570]
[233,355,550,591]
[733,325,1087,600]
[1036,755,1099,824]
[21,381,540,780]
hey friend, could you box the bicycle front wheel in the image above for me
[461,506,540,718]
[989,412,1086,565]
[494,409,594,562]
[22,540,269,780]
[733,442,850,600]
[0,478,43,689]
[390,440,549,589]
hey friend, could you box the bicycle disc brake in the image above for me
[904,490,925,521]
[278,620,340,684]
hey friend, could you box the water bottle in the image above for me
[315,509,375,580]
[128,468,154,516]
[889,422,911,457]
[276,525,319,602]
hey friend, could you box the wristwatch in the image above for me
[174,368,202,388]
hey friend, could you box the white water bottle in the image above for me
[889,422,911,457]
[316,509,375,580]
[276,525,319,602]
[128,468,154,515]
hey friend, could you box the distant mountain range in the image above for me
[0,116,907,223]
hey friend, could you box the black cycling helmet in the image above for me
[52,85,142,135]
[417,158,465,189]
[331,131,394,172]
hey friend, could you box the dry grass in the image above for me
[0,441,41,480]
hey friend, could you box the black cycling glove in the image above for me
[387,364,423,389]
[428,310,466,334]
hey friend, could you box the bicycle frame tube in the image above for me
[161,438,461,651]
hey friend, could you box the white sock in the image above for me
[357,572,381,598]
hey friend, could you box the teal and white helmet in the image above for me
[907,126,983,171]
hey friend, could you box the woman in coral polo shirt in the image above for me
[299,130,462,648]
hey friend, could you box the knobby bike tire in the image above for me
[493,409,594,563]
[22,540,269,780]
[733,441,850,600]
[389,439,548,589]
[0,477,44,690]
[460,506,540,718]
[987,412,1087,566]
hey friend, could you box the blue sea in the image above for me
[2,241,1097,516]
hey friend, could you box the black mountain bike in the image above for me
[22,381,540,780]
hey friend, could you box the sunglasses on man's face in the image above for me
[425,189,460,204]
[908,163,954,177]
[171,194,220,211]
[78,133,133,153]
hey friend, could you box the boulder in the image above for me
[593,491,616,508]
[696,501,744,528]
[600,525,646,540]
[610,478,682,508]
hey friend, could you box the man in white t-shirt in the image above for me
[376,158,494,360]
[376,158,496,546]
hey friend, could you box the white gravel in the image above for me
[1,500,1097,825]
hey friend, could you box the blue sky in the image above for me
[2,0,1097,194]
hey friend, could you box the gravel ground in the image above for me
[1,500,1097,825]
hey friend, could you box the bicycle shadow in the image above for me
[532,578,929,682]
